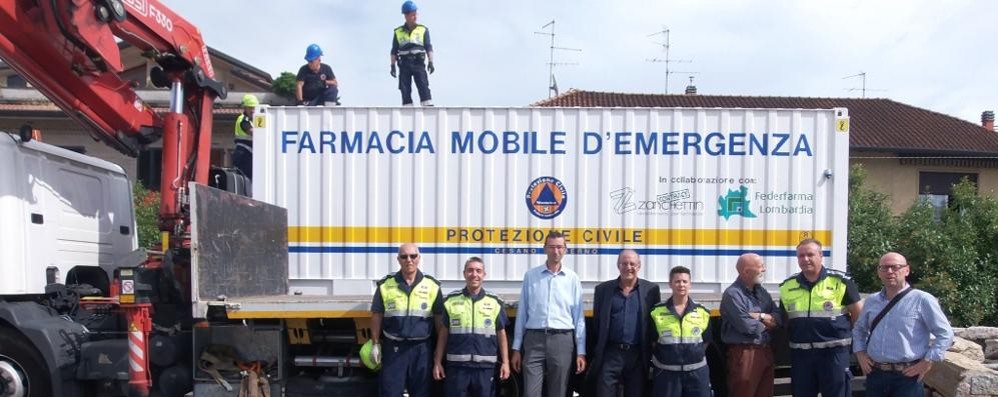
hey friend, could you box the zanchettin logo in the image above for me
[525,177,567,219]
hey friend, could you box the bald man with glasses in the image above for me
[370,243,444,397]
[852,252,953,397]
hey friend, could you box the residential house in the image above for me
[533,89,998,214]
[0,43,286,189]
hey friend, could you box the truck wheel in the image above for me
[0,328,52,397]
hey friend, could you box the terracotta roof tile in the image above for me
[533,89,998,155]
[0,102,242,115]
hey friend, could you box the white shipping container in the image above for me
[253,106,849,299]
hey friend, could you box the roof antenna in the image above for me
[535,20,581,98]
[646,26,697,94]
[842,72,886,98]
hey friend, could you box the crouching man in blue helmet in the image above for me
[432,257,511,396]
[296,43,339,106]
[390,1,434,106]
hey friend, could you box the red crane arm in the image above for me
[0,0,226,232]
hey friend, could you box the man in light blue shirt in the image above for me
[853,252,953,397]
[511,231,586,397]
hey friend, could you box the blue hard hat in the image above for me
[401,1,417,14]
[304,44,323,62]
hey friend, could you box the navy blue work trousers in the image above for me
[398,58,431,105]
[443,365,494,397]
[789,346,852,397]
[304,86,339,106]
[232,144,252,179]
[380,340,431,397]
[652,365,711,397]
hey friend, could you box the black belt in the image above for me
[872,361,919,372]
[609,343,637,351]
[527,328,573,335]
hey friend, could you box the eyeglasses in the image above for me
[398,254,419,260]
[877,264,908,272]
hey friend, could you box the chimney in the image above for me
[684,76,697,95]
[984,111,995,131]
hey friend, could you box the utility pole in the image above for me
[646,26,696,94]
[535,20,581,98]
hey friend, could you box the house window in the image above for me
[918,172,978,219]
[137,147,230,191]
[6,74,27,88]
[137,148,162,190]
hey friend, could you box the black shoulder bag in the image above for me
[866,287,915,345]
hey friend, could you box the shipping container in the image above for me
[252,106,850,303]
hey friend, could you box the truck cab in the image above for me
[0,133,136,297]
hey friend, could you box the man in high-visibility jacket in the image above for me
[232,94,257,179]
[432,257,510,396]
[390,1,434,106]
[649,266,712,397]
[779,239,863,397]
[369,243,444,397]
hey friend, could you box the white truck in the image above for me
[1,105,849,396]
[224,105,849,394]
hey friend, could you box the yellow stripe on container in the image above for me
[289,227,830,247]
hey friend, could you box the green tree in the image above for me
[273,71,296,101]
[846,164,896,292]
[893,179,998,326]
[846,170,998,326]
[132,183,160,250]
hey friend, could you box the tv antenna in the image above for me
[842,72,887,98]
[535,20,581,98]
[646,26,697,94]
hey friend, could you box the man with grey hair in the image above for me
[587,249,661,396]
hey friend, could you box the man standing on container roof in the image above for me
[369,243,443,397]
[779,239,863,397]
[511,231,586,397]
[390,1,434,106]
[852,252,953,397]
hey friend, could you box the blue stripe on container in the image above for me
[288,246,832,257]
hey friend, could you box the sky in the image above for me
[167,0,997,124]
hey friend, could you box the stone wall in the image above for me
[925,327,998,396]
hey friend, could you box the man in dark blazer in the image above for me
[586,249,662,397]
